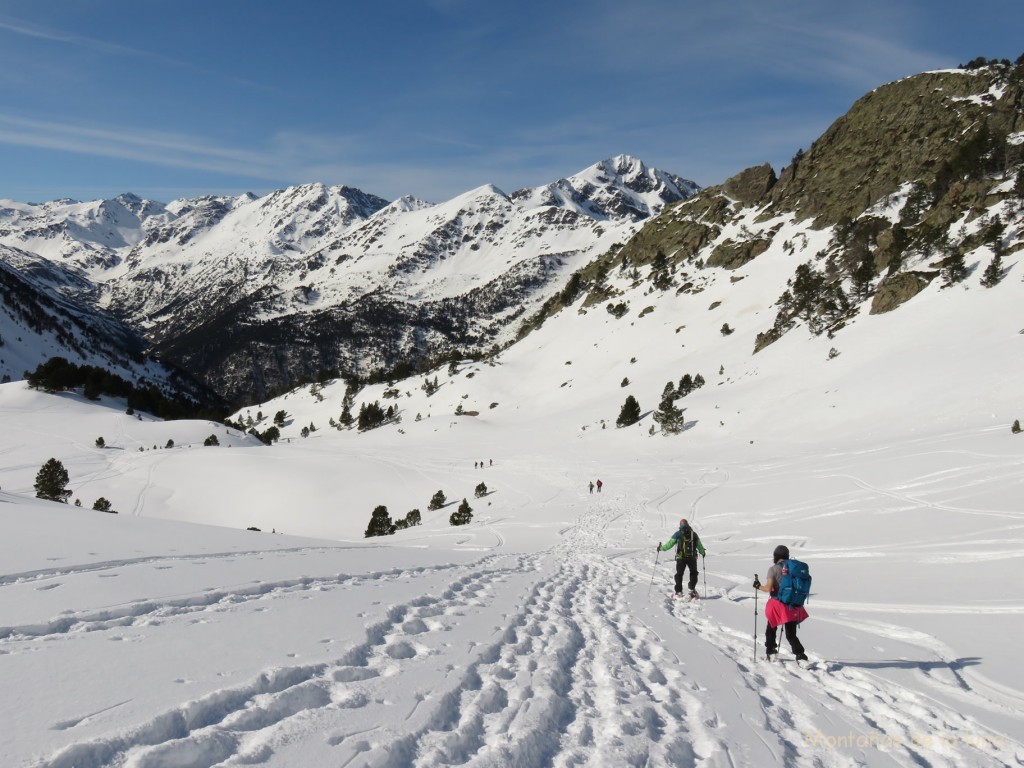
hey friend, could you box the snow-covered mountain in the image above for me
[0,156,696,404]
[0,242,218,407]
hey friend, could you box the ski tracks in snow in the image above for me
[24,487,1024,768]
[655,591,1023,768]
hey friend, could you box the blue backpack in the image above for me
[776,559,811,606]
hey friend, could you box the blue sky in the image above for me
[1,1,1021,204]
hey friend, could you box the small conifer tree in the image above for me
[95,436,105,448]
[450,499,473,526]
[678,374,694,396]
[941,252,968,286]
[616,395,642,427]
[364,505,393,537]
[981,253,1004,287]
[428,490,447,510]
[653,391,685,435]
[474,482,488,498]
[92,497,114,513]
[1013,419,1022,434]
[405,509,422,526]
[35,458,72,503]
[204,434,220,446]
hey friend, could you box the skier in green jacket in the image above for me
[658,518,706,599]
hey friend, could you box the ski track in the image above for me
[24,490,1024,768]
[0,556,499,643]
[30,555,529,768]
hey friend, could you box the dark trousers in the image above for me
[674,556,698,593]
[766,621,805,656]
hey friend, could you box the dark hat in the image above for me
[773,545,790,562]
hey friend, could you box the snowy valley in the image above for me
[2,62,1024,767]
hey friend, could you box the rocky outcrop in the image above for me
[870,271,937,314]
[723,164,777,205]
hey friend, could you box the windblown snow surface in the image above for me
[3,195,1024,766]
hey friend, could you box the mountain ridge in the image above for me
[1,155,697,404]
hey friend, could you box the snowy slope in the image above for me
[2,385,1023,767]
[2,168,1023,765]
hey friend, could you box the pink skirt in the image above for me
[765,597,808,628]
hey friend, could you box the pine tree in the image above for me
[35,458,72,503]
[941,251,968,286]
[653,390,685,435]
[678,374,694,396]
[474,482,488,498]
[1012,419,1022,435]
[616,395,641,427]
[405,509,422,526]
[428,490,447,510]
[364,505,393,537]
[204,434,220,446]
[851,253,875,301]
[450,499,473,526]
[340,401,354,428]
[95,436,105,448]
[981,253,1004,287]
[92,497,114,513]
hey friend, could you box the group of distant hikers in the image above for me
[656,518,810,662]
[588,479,603,494]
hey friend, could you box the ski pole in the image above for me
[753,573,759,662]
[647,548,661,597]
[702,554,707,599]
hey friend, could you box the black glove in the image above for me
[656,542,662,552]
[753,578,761,589]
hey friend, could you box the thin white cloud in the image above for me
[0,114,283,180]
[561,1,951,91]
[0,14,275,93]
[0,15,173,62]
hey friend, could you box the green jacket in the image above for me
[660,527,706,559]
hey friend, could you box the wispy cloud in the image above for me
[559,0,950,91]
[0,15,175,63]
[0,114,285,180]
[0,14,275,93]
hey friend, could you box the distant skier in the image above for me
[754,545,809,661]
[658,518,705,598]
[589,481,595,494]
[596,479,603,493]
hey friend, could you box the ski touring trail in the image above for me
[6,480,1023,767]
